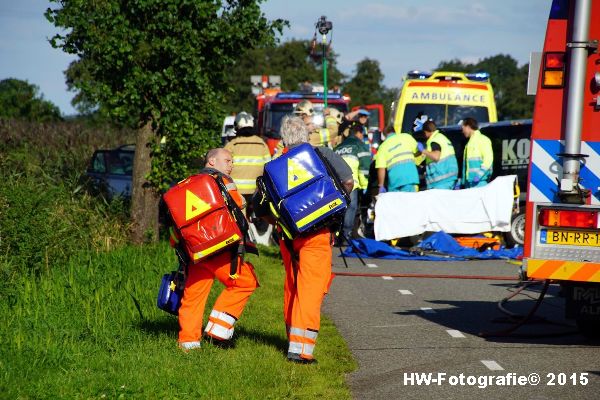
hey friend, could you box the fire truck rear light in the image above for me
[544,52,565,68]
[542,70,564,87]
[539,209,598,229]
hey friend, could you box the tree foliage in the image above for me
[0,78,62,122]
[225,39,344,114]
[437,54,534,120]
[46,0,285,242]
[343,58,385,107]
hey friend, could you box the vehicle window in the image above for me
[91,152,106,173]
[402,104,490,133]
[106,151,133,175]
[446,105,490,126]
[265,102,349,138]
[265,103,294,138]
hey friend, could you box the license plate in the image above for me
[540,229,600,247]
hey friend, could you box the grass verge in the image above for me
[0,243,356,399]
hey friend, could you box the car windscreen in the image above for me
[401,104,490,133]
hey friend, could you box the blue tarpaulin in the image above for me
[341,232,523,261]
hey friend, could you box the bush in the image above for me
[0,119,135,275]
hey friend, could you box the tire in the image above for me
[505,211,525,248]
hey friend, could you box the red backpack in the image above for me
[163,174,243,264]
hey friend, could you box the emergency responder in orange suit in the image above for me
[175,148,258,351]
[275,116,354,363]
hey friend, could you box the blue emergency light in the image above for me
[275,92,343,100]
[465,72,490,82]
[406,70,432,80]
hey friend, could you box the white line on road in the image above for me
[481,360,504,371]
[367,263,378,268]
[420,307,436,314]
[398,290,413,295]
[382,276,394,280]
[446,329,466,338]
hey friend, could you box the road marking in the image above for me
[481,360,504,371]
[420,307,436,314]
[367,263,378,268]
[446,329,466,338]
[382,276,393,280]
[398,290,413,295]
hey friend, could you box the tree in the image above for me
[46,0,284,243]
[436,54,534,120]
[0,78,62,122]
[225,39,345,114]
[343,58,386,108]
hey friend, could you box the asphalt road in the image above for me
[323,252,600,400]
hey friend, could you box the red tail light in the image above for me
[545,52,565,68]
[539,208,599,229]
[541,52,566,88]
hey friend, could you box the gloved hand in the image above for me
[378,186,387,194]
[473,176,481,184]
[453,181,462,190]
[417,142,425,152]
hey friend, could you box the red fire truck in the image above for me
[524,0,600,336]
[256,89,351,155]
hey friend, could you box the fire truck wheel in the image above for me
[505,211,525,248]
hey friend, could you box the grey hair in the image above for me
[280,115,309,146]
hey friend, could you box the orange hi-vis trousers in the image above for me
[178,250,258,343]
[280,228,332,360]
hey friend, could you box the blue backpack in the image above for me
[259,143,348,238]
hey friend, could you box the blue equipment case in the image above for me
[262,143,347,237]
[157,270,185,315]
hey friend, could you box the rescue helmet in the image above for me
[294,100,314,116]
[234,111,254,130]
[329,108,343,124]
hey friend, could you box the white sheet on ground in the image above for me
[374,175,517,240]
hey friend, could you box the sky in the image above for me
[0,0,552,116]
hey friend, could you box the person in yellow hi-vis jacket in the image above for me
[225,112,271,206]
[294,99,335,148]
[461,117,493,188]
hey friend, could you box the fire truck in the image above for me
[255,85,351,154]
[524,0,600,336]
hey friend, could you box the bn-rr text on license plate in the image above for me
[540,229,600,247]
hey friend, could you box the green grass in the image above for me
[0,243,356,399]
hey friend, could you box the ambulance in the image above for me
[391,71,498,134]
[523,0,600,336]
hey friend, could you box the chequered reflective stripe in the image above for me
[204,310,237,340]
[233,178,257,190]
[527,259,600,282]
[233,156,270,166]
[288,327,318,358]
[530,140,600,204]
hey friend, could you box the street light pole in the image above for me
[315,16,332,108]
[322,32,328,108]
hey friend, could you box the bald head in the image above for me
[205,148,233,175]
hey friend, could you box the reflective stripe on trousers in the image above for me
[288,327,318,358]
[205,310,237,340]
